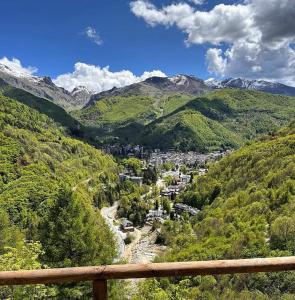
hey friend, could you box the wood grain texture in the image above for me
[93,280,108,300]
[0,257,295,286]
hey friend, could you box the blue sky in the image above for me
[0,0,225,78]
[0,0,294,91]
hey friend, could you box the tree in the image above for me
[162,197,171,214]
[143,166,158,185]
[122,158,143,176]
[0,242,57,299]
[39,186,116,267]
[0,209,23,253]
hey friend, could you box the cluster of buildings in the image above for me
[160,171,191,198]
[148,149,231,168]
[103,144,145,158]
[120,201,199,233]
[103,144,232,166]
[116,148,232,238]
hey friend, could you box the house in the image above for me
[130,176,143,186]
[121,219,134,233]
[198,168,208,176]
[180,174,191,184]
[119,173,143,186]
[167,185,180,194]
[174,203,199,216]
[146,209,165,223]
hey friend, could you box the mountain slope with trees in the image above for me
[134,123,295,299]
[0,93,121,298]
[134,89,295,151]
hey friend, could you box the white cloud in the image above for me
[53,62,166,93]
[0,57,38,77]
[84,27,103,45]
[190,0,204,5]
[130,0,295,85]
[206,48,227,76]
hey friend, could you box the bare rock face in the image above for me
[70,86,92,108]
[0,64,92,110]
[206,77,295,96]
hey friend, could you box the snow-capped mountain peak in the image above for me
[169,74,190,85]
[204,78,223,88]
[71,85,90,95]
[0,62,37,80]
[204,77,295,96]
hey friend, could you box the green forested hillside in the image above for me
[73,94,193,130]
[0,93,120,298]
[134,123,295,299]
[74,88,295,152]
[0,79,82,135]
[136,89,295,151]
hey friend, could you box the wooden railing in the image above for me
[1,257,295,299]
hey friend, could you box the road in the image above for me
[101,202,126,261]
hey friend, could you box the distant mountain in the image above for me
[0,78,82,134]
[70,86,92,108]
[86,75,211,107]
[110,89,295,152]
[73,73,295,151]
[205,78,295,96]
[0,64,91,110]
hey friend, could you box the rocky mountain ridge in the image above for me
[205,77,295,96]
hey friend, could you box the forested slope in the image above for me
[0,94,120,298]
[137,89,295,151]
[135,123,295,299]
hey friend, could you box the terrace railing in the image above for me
[0,257,295,299]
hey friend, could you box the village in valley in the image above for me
[101,145,231,263]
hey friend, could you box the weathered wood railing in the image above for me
[1,257,295,299]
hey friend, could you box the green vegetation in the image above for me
[0,93,121,298]
[140,110,242,152]
[73,95,158,128]
[0,79,82,135]
[118,181,152,226]
[122,157,144,176]
[134,123,295,299]
[74,89,295,152]
[138,89,295,151]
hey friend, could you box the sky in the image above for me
[0,0,294,92]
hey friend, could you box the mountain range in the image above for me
[1,61,295,110]
[206,77,295,96]
[0,63,294,152]
[0,63,91,110]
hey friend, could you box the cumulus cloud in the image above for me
[130,0,295,85]
[0,57,38,77]
[84,27,103,45]
[53,62,166,92]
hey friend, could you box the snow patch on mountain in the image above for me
[205,77,295,96]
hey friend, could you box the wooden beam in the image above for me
[0,257,295,286]
[93,279,108,300]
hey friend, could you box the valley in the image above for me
[0,63,294,299]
